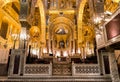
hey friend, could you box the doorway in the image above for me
[103,55,110,74]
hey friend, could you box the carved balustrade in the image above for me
[72,63,100,76]
[24,63,52,76]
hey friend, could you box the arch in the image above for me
[54,24,69,34]
[0,0,19,8]
[49,17,74,40]
[77,0,87,46]
[52,23,71,38]
[51,16,74,26]
[37,0,46,47]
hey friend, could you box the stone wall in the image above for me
[0,49,9,76]
[0,49,9,64]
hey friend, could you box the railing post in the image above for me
[50,62,52,76]
[72,61,74,76]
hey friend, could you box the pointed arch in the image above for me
[0,0,19,8]
[49,17,74,40]
[37,0,46,47]
[77,0,87,46]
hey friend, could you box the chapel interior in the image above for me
[0,0,120,82]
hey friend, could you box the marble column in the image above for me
[44,0,48,10]
[97,50,104,75]
[49,40,53,54]
[46,40,49,54]
[20,49,25,75]
[71,40,73,55]
[19,28,26,49]
[75,39,77,54]
[19,0,30,76]
[50,0,54,9]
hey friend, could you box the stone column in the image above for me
[44,0,48,10]
[71,40,73,55]
[69,0,72,9]
[72,40,75,54]
[19,0,30,49]
[76,0,79,8]
[8,50,14,76]
[40,48,42,58]
[49,40,53,54]
[20,49,25,75]
[53,0,57,9]
[46,39,49,53]
[19,0,30,76]
[56,0,58,9]
[75,39,77,54]
[50,0,54,9]
[19,28,26,49]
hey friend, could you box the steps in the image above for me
[52,63,72,75]
[4,75,112,82]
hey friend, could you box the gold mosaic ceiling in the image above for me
[0,0,119,48]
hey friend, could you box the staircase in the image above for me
[5,75,112,82]
[2,62,112,82]
[52,63,72,76]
